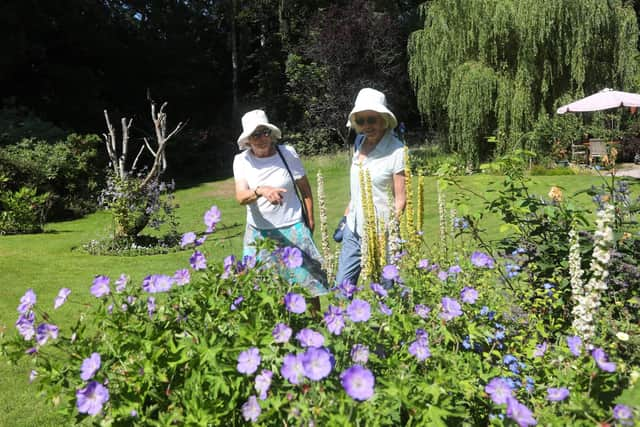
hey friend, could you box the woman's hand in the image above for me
[257,186,287,205]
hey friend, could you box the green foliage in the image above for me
[0,183,50,235]
[409,0,640,167]
[0,107,65,145]
[0,134,102,221]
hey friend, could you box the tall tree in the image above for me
[408,0,640,167]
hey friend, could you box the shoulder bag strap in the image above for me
[275,145,311,229]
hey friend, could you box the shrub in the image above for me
[0,184,50,235]
[0,134,102,221]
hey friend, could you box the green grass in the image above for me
[1,151,637,426]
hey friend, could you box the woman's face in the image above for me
[354,111,386,142]
[247,126,275,157]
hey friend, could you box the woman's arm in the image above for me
[235,179,287,205]
[392,171,406,217]
[295,175,315,233]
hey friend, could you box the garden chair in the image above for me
[588,139,607,166]
[571,143,588,165]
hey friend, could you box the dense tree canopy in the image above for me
[408,0,640,167]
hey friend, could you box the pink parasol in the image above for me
[556,88,640,114]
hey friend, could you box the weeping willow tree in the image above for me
[408,0,640,167]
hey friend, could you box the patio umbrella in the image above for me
[556,88,640,114]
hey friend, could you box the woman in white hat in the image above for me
[233,109,328,297]
[335,88,406,288]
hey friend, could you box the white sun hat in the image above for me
[347,88,397,130]
[237,109,282,150]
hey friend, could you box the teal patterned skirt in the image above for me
[243,222,329,296]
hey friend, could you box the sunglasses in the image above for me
[250,128,272,139]
[355,116,378,126]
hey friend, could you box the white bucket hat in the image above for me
[237,109,282,150]
[347,88,397,130]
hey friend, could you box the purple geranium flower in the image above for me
[115,274,128,292]
[204,205,221,232]
[147,297,156,317]
[546,387,569,402]
[414,304,431,319]
[281,353,305,384]
[173,269,190,286]
[16,312,35,340]
[408,340,431,361]
[506,397,537,426]
[36,323,58,346]
[237,347,261,375]
[302,347,333,381]
[272,323,292,343]
[254,370,273,400]
[533,341,548,357]
[417,259,430,269]
[180,231,197,248]
[460,287,478,304]
[241,395,261,423]
[440,297,463,321]
[80,353,101,381]
[485,377,513,404]
[448,265,462,275]
[592,347,616,372]
[230,296,244,311]
[296,328,325,348]
[54,288,71,309]
[284,292,306,314]
[17,288,37,314]
[337,279,358,298]
[29,370,37,383]
[351,344,369,364]
[76,381,109,416]
[370,282,388,298]
[437,270,448,281]
[379,301,392,316]
[281,246,303,269]
[324,305,345,335]
[347,299,371,322]
[470,251,495,268]
[613,404,634,425]
[90,275,110,298]
[190,251,207,270]
[382,264,399,281]
[566,335,582,356]
[340,365,375,401]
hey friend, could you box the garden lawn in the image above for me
[1,151,636,426]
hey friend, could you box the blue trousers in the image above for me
[334,225,361,287]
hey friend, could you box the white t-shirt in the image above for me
[233,144,305,229]
[346,131,404,236]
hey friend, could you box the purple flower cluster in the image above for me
[281,347,335,384]
[370,282,388,298]
[241,395,261,422]
[115,274,128,292]
[485,378,537,426]
[566,335,582,356]
[76,381,110,416]
[350,344,369,364]
[336,279,359,298]
[382,264,399,281]
[254,370,273,400]
[414,304,431,319]
[36,324,59,346]
[546,387,569,402]
[17,289,37,314]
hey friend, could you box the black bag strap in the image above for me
[275,145,311,229]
